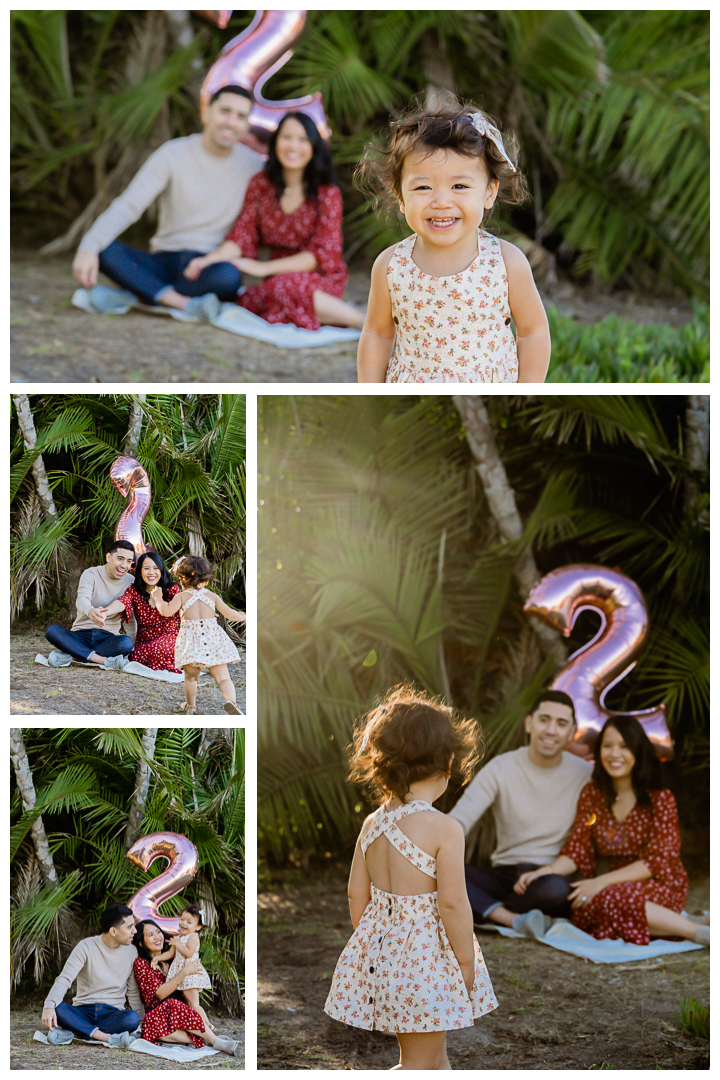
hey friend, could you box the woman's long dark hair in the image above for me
[135,919,187,1003]
[265,111,337,201]
[134,552,176,602]
[592,715,665,812]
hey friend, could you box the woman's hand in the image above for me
[460,963,475,995]
[514,868,545,895]
[182,959,203,978]
[568,877,606,910]
[184,256,212,280]
[151,957,160,970]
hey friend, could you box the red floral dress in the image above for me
[133,957,206,1048]
[119,584,181,672]
[226,172,348,330]
[561,782,688,945]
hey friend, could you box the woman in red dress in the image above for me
[514,716,709,946]
[133,920,239,1055]
[184,112,364,331]
[103,553,181,671]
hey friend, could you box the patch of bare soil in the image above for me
[11,250,693,385]
[257,867,709,1071]
[10,1007,244,1070]
[11,630,246,716]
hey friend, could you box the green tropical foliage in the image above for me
[11,10,709,298]
[258,395,709,865]
[10,393,245,621]
[11,727,244,1013]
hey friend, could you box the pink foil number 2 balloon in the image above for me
[524,564,674,761]
[126,832,199,935]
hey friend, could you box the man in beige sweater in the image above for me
[450,690,592,927]
[42,904,143,1047]
[45,540,135,669]
[72,86,263,313]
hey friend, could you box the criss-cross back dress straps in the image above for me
[179,588,215,620]
[362,801,438,878]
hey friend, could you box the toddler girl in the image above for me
[324,686,497,1071]
[151,555,245,715]
[151,905,213,1029]
[355,95,550,384]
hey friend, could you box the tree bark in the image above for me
[453,395,560,655]
[198,728,220,758]
[683,395,709,520]
[124,395,147,457]
[124,728,159,849]
[13,395,58,521]
[10,729,57,887]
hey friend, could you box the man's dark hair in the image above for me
[209,84,253,106]
[100,903,134,933]
[106,539,135,557]
[529,689,576,724]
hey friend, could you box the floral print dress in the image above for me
[133,957,206,1048]
[385,229,518,383]
[174,589,240,671]
[119,584,181,672]
[324,800,498,1033]
[226,172,348,330]
[561,782,689,945]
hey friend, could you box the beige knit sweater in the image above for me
[43,936,143,1013]
[72,566,135,633]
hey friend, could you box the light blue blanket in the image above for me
[479,908,704,964]
[72,285,361,348]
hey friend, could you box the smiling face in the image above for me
[399,147,498,250]
[140,556,161,588]
[599,725,637,782]
[178,909,202,935]
[105,548,134,580]
[275,116,314,174]
[109,914,137,947]
[525,700,576,766]
[203,91,252,153]
[142,922,165,955]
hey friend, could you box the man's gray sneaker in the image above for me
[184,293,221,322]
[48,651,72,667]
[47,1028,74,1045]
[104,654,129,671]
[108,1031,139,1049]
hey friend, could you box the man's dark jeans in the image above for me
[45,625,133,663]
[98,240,242,306]
[55,1001,139,1040]
[465,862,572,921]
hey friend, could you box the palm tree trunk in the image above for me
[124,727,159,849]
[453,395,560,656]
[198,729,220,758]
[10,729,57,887]
[12,395,58,520]
[124,395,147,457]
[683,394,709,520]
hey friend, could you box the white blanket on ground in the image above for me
[33,1031,219,1059]
[72,285,362,348]
[478,908,705,964]
[34,653,212,683]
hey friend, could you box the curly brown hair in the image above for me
[174,555,214,590]
[348,685,483,804]
[355,92,529,229]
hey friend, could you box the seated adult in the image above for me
[45,540,135,669]
[515,715,709,947]
[101,552,181,672]
[133,919,238,1056]
[72,86,263,312]
[186,111,364,330]
[41,904,141,1047]
[449,690,592,926]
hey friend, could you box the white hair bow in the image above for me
[470,112,516,173]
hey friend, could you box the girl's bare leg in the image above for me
[209,664,235,704]
[393,1033,451,1070]
[184,665,201,709]
[646,902,706,941]
[197,1005,215,1032]
[313,290,365,329]
[184,988,200,1011]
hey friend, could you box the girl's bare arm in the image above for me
[212,593,247,621]
[436,816,476,981]
[101,598,126,616]
[151,587,185,616]
[501,240,551,383]
[347,829,372,928]
[357,247,397,383]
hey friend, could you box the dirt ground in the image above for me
[10,630,246,716]
[10,1007,244,1070]
[257,868,710,1071]
[11,251,694,385]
